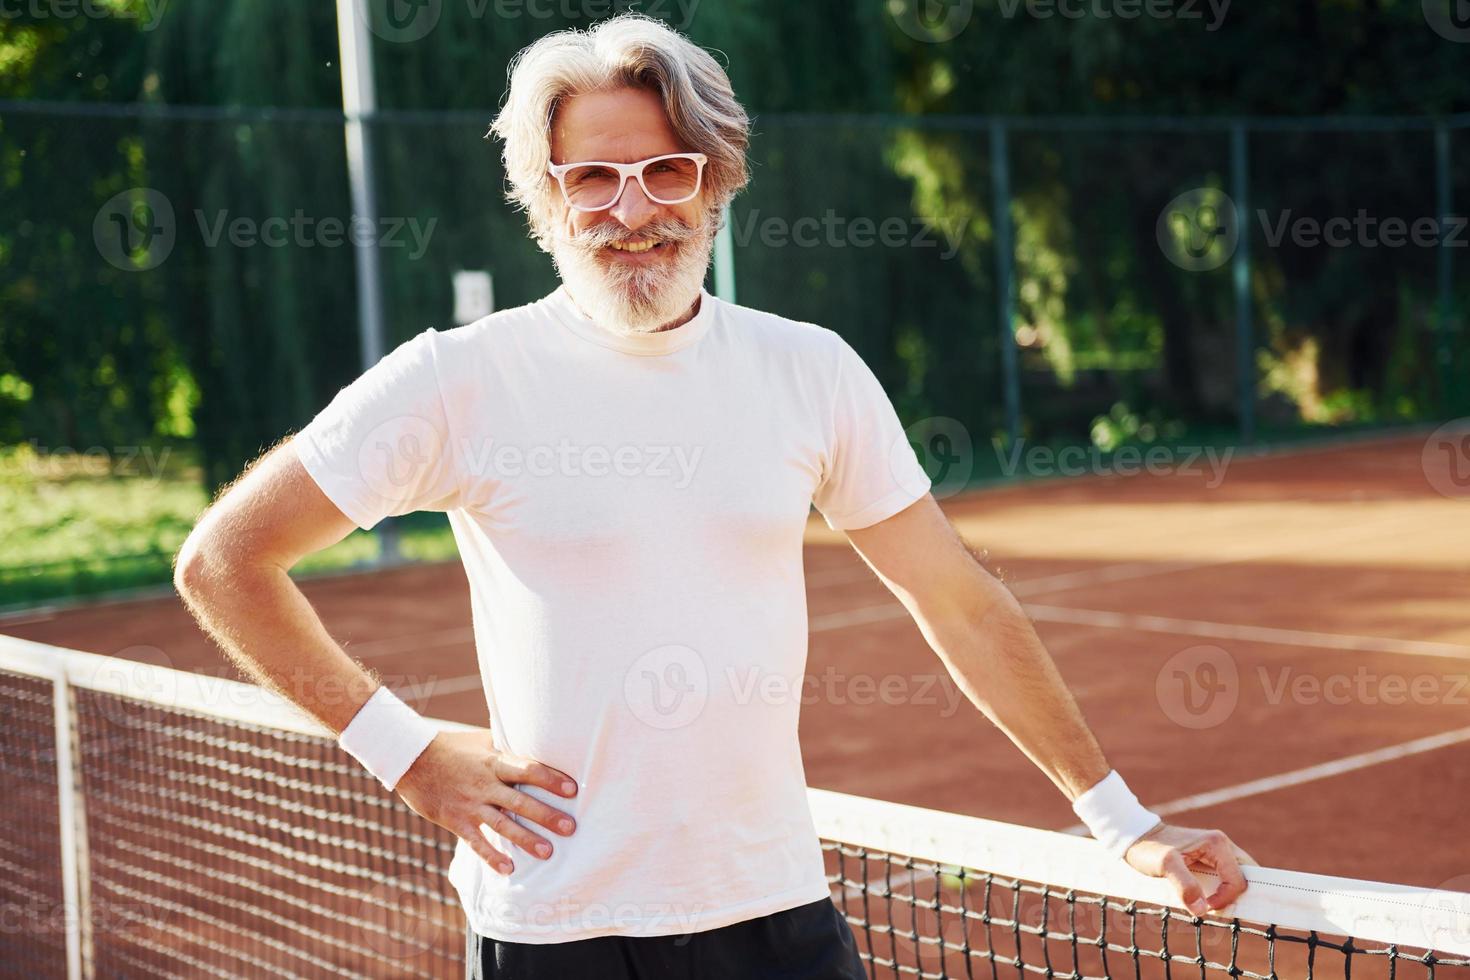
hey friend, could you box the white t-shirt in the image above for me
[294,284,932,942]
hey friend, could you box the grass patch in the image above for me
[0,444,458,609]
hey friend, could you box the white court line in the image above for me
[805,602,1470,664]
[1024,604,1470,661]
[809,603,911,633]
[345,626,474,660]
[1061,725,1470,835]
[989,505,1435,599]
[805,566,879,589]
[0,610,59,628]
[808,558,1202,596]
[808,491,1434,604]
[811,596,1470,661]
[392,672,484,702]
[1008,561,1200,598]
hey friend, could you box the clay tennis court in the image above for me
[5,429,1467,899]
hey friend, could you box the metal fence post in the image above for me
[1435,123,1455,414]
[714,203,738,304]
[336,0,398,563]
[991,120,1021,448]
[1231,123,1254,445]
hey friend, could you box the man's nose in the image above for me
[608,176,659,234]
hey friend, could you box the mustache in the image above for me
[568,216,707,251]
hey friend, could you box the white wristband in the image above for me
[337,687,438,791]
[1071,770,1162,858]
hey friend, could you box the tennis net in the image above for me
[2,634,1467,979]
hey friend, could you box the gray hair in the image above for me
[487,13,751,251]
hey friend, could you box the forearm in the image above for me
[174,545,378,735]
[916,564,1110,800]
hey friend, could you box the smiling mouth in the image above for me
[607,239,670,254]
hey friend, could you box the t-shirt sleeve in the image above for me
[292,330,463,530]
[812,335,932,531]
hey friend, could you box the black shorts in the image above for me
[465,897,868,979]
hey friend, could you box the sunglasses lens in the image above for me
[562,165,624,210]
[642,156,701,203]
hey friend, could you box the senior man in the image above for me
[174,13,1252,979]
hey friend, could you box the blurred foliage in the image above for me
[0,0,1467,511]
[0,442,457,606]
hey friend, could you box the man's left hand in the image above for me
[1124,823,1256,916]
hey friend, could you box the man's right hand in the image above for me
[394,728,579,875]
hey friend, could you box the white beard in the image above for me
[551,215,716,336]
